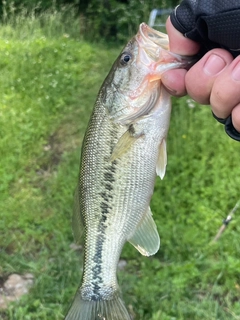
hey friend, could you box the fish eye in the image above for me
[120,53,132,65]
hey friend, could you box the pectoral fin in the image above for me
[128,207,160,256]
[72,187,84,244]
[156,138,167,179]
[110,125,144,162]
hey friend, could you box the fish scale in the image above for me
[65,23,193,320]
[80,106,124,300]
[74,93,164,308]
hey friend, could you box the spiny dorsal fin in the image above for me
[156,138,167,179]
[72,187,84,244]
[128,206,160,256]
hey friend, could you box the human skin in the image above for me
[162,17,240,133]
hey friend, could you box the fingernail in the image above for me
[232,62,240,81]
[204,54,226,76]
[161,74,178,95]
[162,84,177,95]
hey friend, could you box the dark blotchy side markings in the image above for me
[99,160,117,219]
[92,264,101,273]
[100,191,113,201]
[90,234,105,300]
[109,161,117,172]
[100,201,112,214]
[89,130,118,300]
[104,171,115,183]
[105,183,113,191]
[129,124,135,135]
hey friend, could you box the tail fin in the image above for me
[65,290,132,320]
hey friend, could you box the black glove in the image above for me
[170,1,240,57]
[171,0,240,141]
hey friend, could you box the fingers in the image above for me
[232,104,240,132]
[165,17,200,55]
[185,49,233,105]
[162,17,200,96]
[211,56,240,132]
[186,52,240,133]
[209,56,240,120]
[181,50,240,133]
[163,17,240,136]
[161,69,187,97]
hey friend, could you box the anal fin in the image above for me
[128,207,160,256]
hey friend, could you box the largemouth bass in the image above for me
[65,23,192,320]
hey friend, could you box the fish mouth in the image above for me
[113,23,195,125]
[137,23,193,66]
[139,22,169,51]
[137,23,170,64]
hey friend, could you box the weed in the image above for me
[1,8,240,320]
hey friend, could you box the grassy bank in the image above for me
[1,10,240,320]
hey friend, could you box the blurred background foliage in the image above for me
[1,0,179,41]
[1,1,240,320]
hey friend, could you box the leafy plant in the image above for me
[1,6,240,320]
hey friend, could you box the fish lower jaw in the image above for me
[80,284,119,301]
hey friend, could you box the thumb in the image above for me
[166,17,200,55]
[161,18,200,96]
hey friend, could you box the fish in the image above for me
[65,23,193,320]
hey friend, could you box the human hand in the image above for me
[162,17,240,135]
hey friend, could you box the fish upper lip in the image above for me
[138,22,169,50]
[137,23,194,65]
[136,23,172,67]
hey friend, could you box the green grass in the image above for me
[1,10,240,320]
